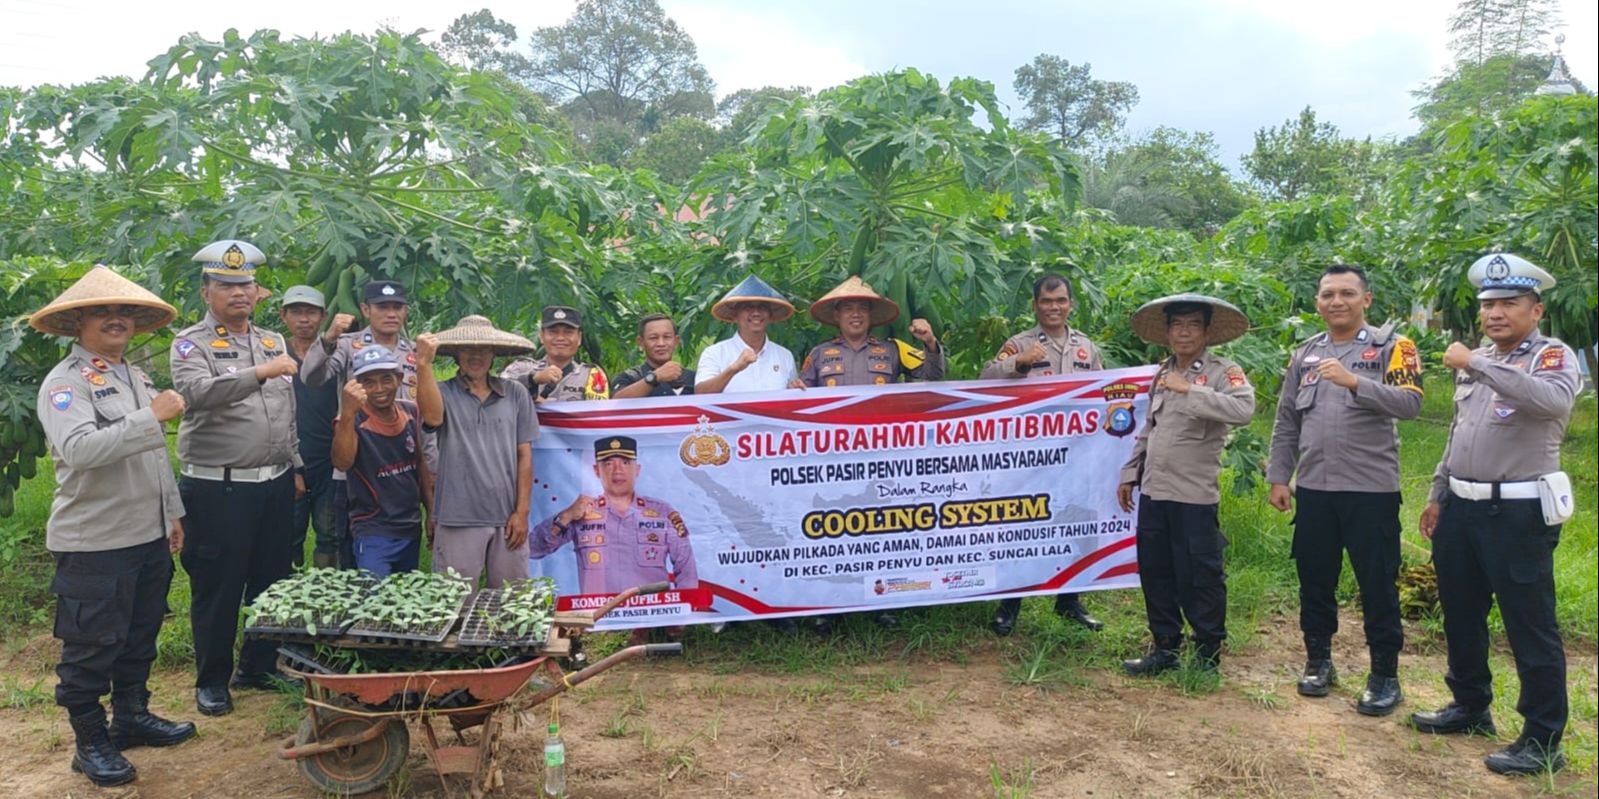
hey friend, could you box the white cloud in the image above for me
[665,2,868,98]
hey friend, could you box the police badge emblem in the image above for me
[1102,381,1140,438]
[680,415,731,467]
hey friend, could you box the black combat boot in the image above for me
[1297,636,1336,697]
[1410,703,1497,737]
[1122,636,1182,676]
[68,706,136,787]
[990,598,1021,637]
[1054,593,1103,631]
[1485,739,1566,776]
[1194,639,1223,672]
[110,687,197,749]
[1355,651,1402,716]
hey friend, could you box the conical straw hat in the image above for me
[808,276,901,327]
[711,274,795,323]
[28,265,177,337]
[435,315,536,357]
[1130,293,1250,347]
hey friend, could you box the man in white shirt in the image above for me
[695,274,801,393]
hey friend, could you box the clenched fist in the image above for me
[534,365,564,385]
[1443,342,1473,371]
[342,379,368,409]
[414,332,439,362]
[909,318,937,347]
[732,348,759,372]
[324,313,356,344]
[1020,340,1048,367]
[653,361,684,383]
[256,354,297,381]
[150,390,187,422]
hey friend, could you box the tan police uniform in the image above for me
[799,336,945,387]
[170,248,300,695]
[981,326,1102,378]
[1265,321,1422,679]
[503,358,610,402]
[1419,252,1580,760]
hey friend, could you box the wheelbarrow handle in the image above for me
[644,643,682,657]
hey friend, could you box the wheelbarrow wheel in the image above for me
[294,712,410,795]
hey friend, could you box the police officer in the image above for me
[612,313,696,397]
[1117,295,1255,675]
[502,306,610,402]
[302,279,424,567]
[31,267,198,786]
[170,240,303,716]
[800,276,944,630]
[980,273,1103,635]
[280,285,339,568]
[531,436,699,595]
[1266,263,1423,716]
[1410,253,1579,776]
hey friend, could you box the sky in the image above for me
[2,0,1594,170]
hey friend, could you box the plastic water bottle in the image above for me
[543,723,566,797]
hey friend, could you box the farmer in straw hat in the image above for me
[32,266,197,787]
[1117,294,1255,676]
[695,274,802,394]
[414,316,539,588]
[799,275,944,632]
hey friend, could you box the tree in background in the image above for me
[1241,107,1388,202]
[1078,149,1192,230]
[439,8,532,76]
[1095,127,1252,234]
[1448,0,1559,68]
[526,0,714,164]
[716,85,812,140]
[626,115,723,184]
[1012,54,1139,148]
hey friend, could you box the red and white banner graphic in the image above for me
[528,367,1157,629]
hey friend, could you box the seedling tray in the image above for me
[345,594,469,645]
[458,588,554,649]
[244,574,376,638]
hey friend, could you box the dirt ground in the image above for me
[1,611,1593,799]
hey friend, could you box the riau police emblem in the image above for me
[1102,381,1140,438]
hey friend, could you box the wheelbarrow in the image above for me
[277,582,680,797]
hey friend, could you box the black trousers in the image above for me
[333,478,355,569]
[1291,488,1404,661]
[51,537,173,713]
[179,471,295,688]
[1434,495,1567,747]
[1136,497,1227,645]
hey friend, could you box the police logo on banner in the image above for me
[680,416,731,467]
[1102,382,1140,437]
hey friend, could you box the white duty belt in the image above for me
[181,463,292,483]
[1447,476,1539,501]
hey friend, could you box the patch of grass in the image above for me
[1,674,50,710]
[988,756,1035,799]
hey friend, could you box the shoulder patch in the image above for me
[895,339,925,371]
[1536,346,1566,372]
[48,385,74,411]
[1226,365,1248,387]
[998,341,1019,359]
[1383,337,1423,395]
[669,511,688,538]
[175,339,197,359]
[585,366,609,399]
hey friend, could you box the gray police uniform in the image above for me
[981,326,1101,379]
[1120,354,1255,651]
[799,336,945,387]
[502,358,610,402]
[40,346,183,712]
[1266,323,1423,671]
[170,313,300,689]
[1430,331,1579,749]
[982,324,1103,622]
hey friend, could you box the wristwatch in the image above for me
[643,372,659,386]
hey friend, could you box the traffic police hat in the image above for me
[595,436,638,460]
[193,240,265,284]
[1468,252,1556,300]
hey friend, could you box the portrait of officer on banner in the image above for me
[529,436,700,596]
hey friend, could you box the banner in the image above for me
[527,366,1157,629]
